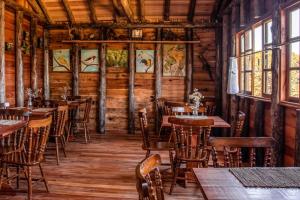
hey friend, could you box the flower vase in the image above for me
[27,96,33,110]
[192,101,200,116]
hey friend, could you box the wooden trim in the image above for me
[0,0,5,103]
[62,40,202,44]
[87,0,97,24]
[71,44,79,96]
[128,42,135,134]
[43,29,50,100]
[155,28,162,133]
[61,0,75,24]
[30,17,38,91]
[16,11,24,107]
[163,0,170,21]
[36,0,52,24]
[188,0,197,23]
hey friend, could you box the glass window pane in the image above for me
[289,42,300,68]
[245,55,252,70]
[289,9,300,38]
[253,52,262,96]
[240,72,244,92]
[289,70,299,98]
[264,71,272,95]
[245,72,252,92]
[245,30,252,50]
[264,21,272,44]
[241,34,245,53]
[240,56,244,71]
[264,50,272,69]
[254,25,262,51]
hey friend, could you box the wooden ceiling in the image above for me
[13,0,219,25]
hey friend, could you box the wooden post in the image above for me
[254,100,265,166]
[43,29,50,100]
[271,0,284,166]
[295,109,300,166]
[155,27,162,133]
[128,42,135,134]
[215,25,222,116]
[185,28,193,102]
[222,14,229,129]
[0,0,5,103]
[239,0,246,27]
[252,0,262,19]
[72,44,79,96]
[99,41,106,134]
[16,11,24,107]
[30,17,38,91]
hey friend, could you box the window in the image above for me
[239,20,273,97]
[287,8,300,100]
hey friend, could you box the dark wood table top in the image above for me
[10,107,57,119]
[162,115,231,128]
[193,168,300,200]
[0,120,27,138]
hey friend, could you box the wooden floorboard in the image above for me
[0,132,204,199]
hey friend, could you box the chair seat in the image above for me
[143,141,173,151]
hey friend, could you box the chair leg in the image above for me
[83,123,88,144]
[27,166,32,200]
[60,136,67,157]
[55,137,60,165]
[169,161,180,195]
[39,163,49,193]
[66,122,72,142]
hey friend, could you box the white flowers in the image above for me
[189,88,204,105]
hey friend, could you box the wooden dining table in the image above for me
[10,107,57,120]
[0,120,27,138]
[193,168,300,200]
[162,115,231,128]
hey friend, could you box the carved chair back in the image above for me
[136,154,164,200]
[155,98,166,119]
[82,98,92,123]
[164,101,186,115]
[138,108,151,149]
[168,117,214,166]
[51,105,68,137]
[209,137,276,168]
[234,111,246,137]
[0,109,28,120]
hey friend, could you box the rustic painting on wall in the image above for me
[163,44,186,76]
[53,49,71,72]
[81,49,99,72]
[106,49,128,68]
[136,50,154,73]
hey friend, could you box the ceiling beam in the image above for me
[26,0,45,20]
[87,0,97,23]
[119,0,134,23]
[137,0,145,22]
[61,0,75,24]
[36,0,52,24]
[210,0,222,22]
[163,0,170,21]
[188,0,197,22]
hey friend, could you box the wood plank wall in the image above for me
[48,27,216,133]
[4,7,44,106]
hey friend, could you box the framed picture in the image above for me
[81,49,99,72]
[163,44,186,76]
[136,50,154,73]
[106,49,128,68]
[53,49,71,72]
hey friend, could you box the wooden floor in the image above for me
[0,132,204,200]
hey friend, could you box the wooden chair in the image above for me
[233,111,246,137]
[67,95,81,101]
[164,101,186,115]
[75,98,92,143]
[136,154,164,200]
[168,117,214,194]
[0,108,28,120]
[0,116,52,200]
[49,105,68,165]
[138,108,174,159]
[209,137,276,168]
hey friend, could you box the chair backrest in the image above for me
[209,137,276,167]
[168,117,214,165]
[136,154,164,200]
[170,106,206,116]
[26,116,52,165]
[234,111,246,137]
[164,101,186,115]
[138,108,151,149]
[0,102,10,109]
[82,98,92,122]
[155,97,166,119]
[0,109,28,120]
[51,105,68,137]
[67,96,81,101]
[205,104,216,116]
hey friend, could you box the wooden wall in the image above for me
[4,7,44,106]
[48,27,216,133]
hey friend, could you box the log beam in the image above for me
[72,44,79,96]
[87,0,97,23]
[163,0,170,21]
[215,25,222,116]
[0,0,5,103]
[26,0,45,20]
[155,28,162,133]
[128,42,135,134]
[185,28,193,101]
[61,0,75,24]
[137,0,145,22]
[16,11,24,107]
[120,0,134,23]
[30,17,38,91]
[188,0,197,23]
[36,0,52,24]
[43,29,50,100]
[252,0,262,19]
[239,0,246,27]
